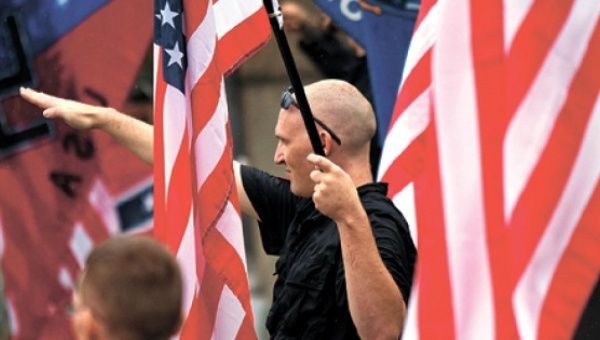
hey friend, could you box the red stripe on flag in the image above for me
[415,123,456,338]
[190,59,222,135]
[182,0,209,38]
[195,268,226,340]
[196,147,234,236]
[387,51,432,132]
[179,294,203,338]
[180,267,224,339]
[218,8,270,74]
[413,0,437,31]
[506,0,575,115]
[204,224,256,339]
[380,137,427,197]
[236,314,258,340]
[204,227,253,309]
[538,186,600,339]
[470,0,516,337]
[164,130,193,251]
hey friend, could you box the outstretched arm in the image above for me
[307,153,405,340]
[20,87,258,219]
[20,87,154,163]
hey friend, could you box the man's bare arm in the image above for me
[20,87,153,163]
[308,154,405,340]
[20,87,261,219]
[234,161,259,221]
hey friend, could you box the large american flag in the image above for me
[152,0,269,338]
[378,0,599,338]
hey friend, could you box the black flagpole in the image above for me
[262,0,326,157]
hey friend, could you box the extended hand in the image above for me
[20,87,106,129]
[307,153,362,222]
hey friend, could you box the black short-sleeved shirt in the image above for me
[241,165,416,339]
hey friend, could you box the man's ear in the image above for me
[319,130,331,156]
[88,311,112,340]
[73,308,107,340]
[72,308,95,340]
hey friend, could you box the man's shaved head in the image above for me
[305,79,376,156]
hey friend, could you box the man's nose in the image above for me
[274,144,284,164]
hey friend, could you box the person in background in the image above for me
[71,235,182,340]
[281,1,372,102]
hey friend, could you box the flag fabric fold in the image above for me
[152,0,270,338]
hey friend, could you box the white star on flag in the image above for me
[160,1,179,29]
[165,42,184,68]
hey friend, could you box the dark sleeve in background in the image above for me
[240,165,300,255]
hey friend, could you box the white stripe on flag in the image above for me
[163,85,190,188]
[502,0,534,51]
[177,211,199,319]
[214,0,263,39]
[187,4,217,87]
[153,44,160,100]
[70,223,93,268]
[193,83,228,189]
[433,0,494,338]
[503,1,600,222]
[401,3,439,85]
[211,284,246,340]
[392,184,418,248]
[88,179,119,235]
[401,277,420,340]
[216,201,247,267]
[513,97,600,340]
[378,89,430,178]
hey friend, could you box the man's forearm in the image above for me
[97,108,154,164]
[337,210,406,340]
[19,88,154,164]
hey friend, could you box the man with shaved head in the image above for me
[21,79,416,339]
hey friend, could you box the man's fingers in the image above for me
[307,153,334,172]
[19,87,45,107]
[20,87,60,109]
[43,108,58,118]
[309,169,323,183]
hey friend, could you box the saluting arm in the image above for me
[20,87,153,164]
[20,88,262,219]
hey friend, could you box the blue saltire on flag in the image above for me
[313,0,419,143]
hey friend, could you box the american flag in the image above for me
[152,0,269,338]
[378,0,599,338]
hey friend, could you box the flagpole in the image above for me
[262,0,326,157]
